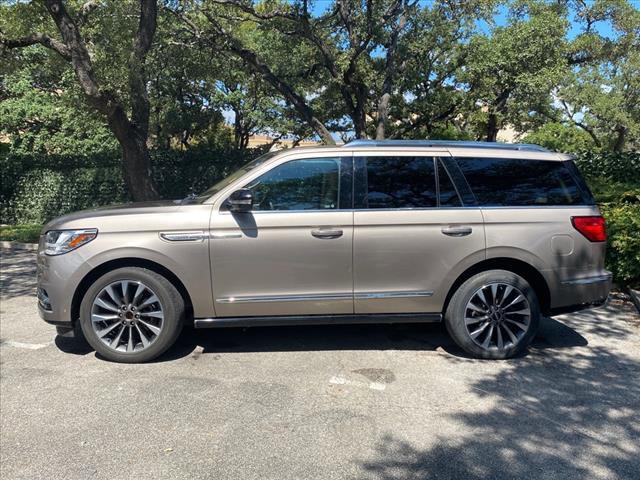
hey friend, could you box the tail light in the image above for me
[571,216,607,242]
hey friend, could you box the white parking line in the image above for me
[0,340,52,350]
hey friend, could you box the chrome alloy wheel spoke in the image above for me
[91,280,164,353]
[464,282,531,352]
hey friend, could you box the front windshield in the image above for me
[192,151,279,202]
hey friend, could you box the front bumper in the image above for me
[36,243,91,327]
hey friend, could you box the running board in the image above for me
[194,313,442,329]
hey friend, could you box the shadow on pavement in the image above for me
[360,350,640,479]
[0,248,37,300]
[49,302,640,479]
[358,312,640,480]
[55,315,588,362]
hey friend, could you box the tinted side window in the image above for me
[455,158,593,206]
[437,159,462,207]
[247,158,343,211]
[359,157,437,209]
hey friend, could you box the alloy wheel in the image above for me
[90,280,164,353]
[464,282,531,352]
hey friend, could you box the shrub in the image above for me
[0,224,41,243]
[600,203,640,288]
[573,150,640,186]
[0,147,263,224]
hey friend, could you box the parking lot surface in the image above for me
[1,246,639,480]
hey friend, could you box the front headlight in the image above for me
[45,229,98,256]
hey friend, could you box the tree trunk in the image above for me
[106,106,159,201]
[613,125,627,152]
[47,0,160,201]
[121,140,158,202]
[485,112,499,142]
[376,92,391,140]
[484,90,510,142]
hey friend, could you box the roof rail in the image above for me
[342,139,549,152]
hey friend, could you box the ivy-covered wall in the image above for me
[0,147,261,224]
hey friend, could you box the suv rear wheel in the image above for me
[445,269,540,359]
[79,267,184,363]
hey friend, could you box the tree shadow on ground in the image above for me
[0,248,37,300]
[360,316,640,479]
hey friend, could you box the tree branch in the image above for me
[128,0,157,135]
[1,32,71,60]
[77,0,101,26]
[559,99,601,147]
[199,9,335,145]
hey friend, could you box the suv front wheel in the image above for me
[444,269,540,359]
[79,267,185,363]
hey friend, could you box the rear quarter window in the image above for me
[455,157,595,206]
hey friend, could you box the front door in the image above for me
[209,154,354,317]
[353,153,485,314]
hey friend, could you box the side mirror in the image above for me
[227,188,253,213]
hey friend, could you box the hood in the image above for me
[43,200,183,232]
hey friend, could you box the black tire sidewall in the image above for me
[79,267,184,363]
[445,269,540,359]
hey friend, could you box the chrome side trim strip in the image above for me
[561,273,612,286]
[216,293,352,304]
[210,231,243,239]
[160,231,206,242]
[216,290,434,304]
[195,313,442,328]
[355,290,434,300]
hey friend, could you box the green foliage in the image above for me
[0,147,263,225]
[0,224,41,243]
[0,51,117,156]
[573,151,640,287]
[557,0,640,152]
[463,5,570,135]
[574,151,640,186]
[599,203,640,288]
[522,123,596,153]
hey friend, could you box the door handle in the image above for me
[441,226,472,237]
[311,228,343,239]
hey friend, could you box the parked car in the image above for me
[37,140,611,362]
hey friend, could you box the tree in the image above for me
[2,0,161,201]
[553,0,640,152]
[462,3,569,141]
[522,122,596,153]
[0,44,117,155]
[387,1,495,139]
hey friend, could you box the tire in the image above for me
[444,269,540,359]
[79,267,185,363]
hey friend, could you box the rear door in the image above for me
[352,151,485,314]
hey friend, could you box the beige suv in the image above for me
[37,140,611,362]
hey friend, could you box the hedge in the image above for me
[0,147,261,225]
[1,149,638,286]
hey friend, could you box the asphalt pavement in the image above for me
[1,246,639,480]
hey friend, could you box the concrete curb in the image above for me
[0,241,38,252]
[627,288,640,315]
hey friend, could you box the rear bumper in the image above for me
[550,272,612,315]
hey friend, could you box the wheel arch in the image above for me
[443,257,551,316]
[71,258,194,327]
